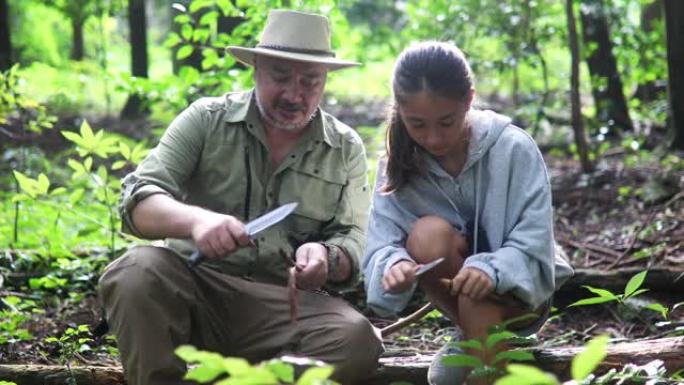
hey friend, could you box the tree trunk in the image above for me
[0,0,11,70]
[121,0,150,119]
[566,0,593,173]
[71,18,85,61]
[579,0,634,135]
[664,0,684,150]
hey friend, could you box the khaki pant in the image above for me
[99,246,383,385]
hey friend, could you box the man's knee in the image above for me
[331,312,383,382]
[99,246,182,306]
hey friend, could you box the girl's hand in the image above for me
[382,260,418,294]
[449,267,494,300]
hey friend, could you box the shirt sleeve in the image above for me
[119,101,208,237]
[362,161,419,316]
[321,141,371,290]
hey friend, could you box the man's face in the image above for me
[254,56,328,132]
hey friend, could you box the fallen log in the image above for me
[0,364,124,385]
[371,336,684,384]
[556,267,684,298]
[2,337,683,385]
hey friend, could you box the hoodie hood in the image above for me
[457,109,512,174]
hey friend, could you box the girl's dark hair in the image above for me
[383,41,474,192]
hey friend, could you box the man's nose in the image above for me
[281,79,305,103]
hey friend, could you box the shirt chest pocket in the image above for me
[278,165,346,232]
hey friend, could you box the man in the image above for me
[99,10,383,385]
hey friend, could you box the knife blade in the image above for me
[187,202,298,268]
[415,257,445,276]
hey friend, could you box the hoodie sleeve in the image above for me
[362,162,418,317]
[463,128,558,309]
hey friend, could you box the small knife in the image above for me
[415,257,445,276]
[187,202,298,269]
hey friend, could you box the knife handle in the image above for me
[187,250,205,269]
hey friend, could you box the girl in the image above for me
[363,42,574,385]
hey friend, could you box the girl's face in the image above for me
[397,90,473,158]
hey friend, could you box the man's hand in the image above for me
[449,267,494,300]
[382,260,418,294]
[294,242,328,289]
[191,211,251,258]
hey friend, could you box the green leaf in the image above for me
[37,173,50,195]
[62,130,85,146]
[185,364,224,383]
[50,187,67,196]
[495,364,558,385]
[112,160,127,170]
[571,334,610,381]
[199,11,219,26]
[486,331,516,349]
[189,0,212,13]
[164,32,182,48]
[84,157,93,172]
[583,286,618,299]
[181,24,193,40]
[441,353,483,368]
[295,365,335,385]
[174,14,192,25]
[645,303,669,318]
[568,296,617,307]
[177,45,195,60]
[493,350,535,364]
[265,360,294,382]
[12,170,37,198]
[119,142,131,159]
[624,271,647,297]
[80,120,95,144]
[221,357,252,376]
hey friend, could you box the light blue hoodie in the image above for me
[363,109,574,316]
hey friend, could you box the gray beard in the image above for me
[255,96,317,132]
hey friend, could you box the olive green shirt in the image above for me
[120,90,370,289]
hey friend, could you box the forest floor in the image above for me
[1,109,683,372]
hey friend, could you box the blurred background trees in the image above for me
[0,0,681,155]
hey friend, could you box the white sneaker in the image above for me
[428,327,468,385]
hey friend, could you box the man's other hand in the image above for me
[294,242,328,289]
[191,212,251,258]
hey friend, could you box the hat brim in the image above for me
[226,46,360,71]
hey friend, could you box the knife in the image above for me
[415,257,445,276]
[186,202,299,269]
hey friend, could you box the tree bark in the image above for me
[71,18,85,61]
[664,0,684,150]
[579,0,634,135]
[566,0,593,173]
[0,0,11,70]
[0,364,124,385]
[121,0,150,119]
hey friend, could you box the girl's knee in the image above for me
[407,216,468,264]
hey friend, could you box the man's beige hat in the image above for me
[226,10,360,70]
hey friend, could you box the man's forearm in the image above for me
[131,194,204,239]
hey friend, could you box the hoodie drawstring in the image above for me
[473,160,482,254]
